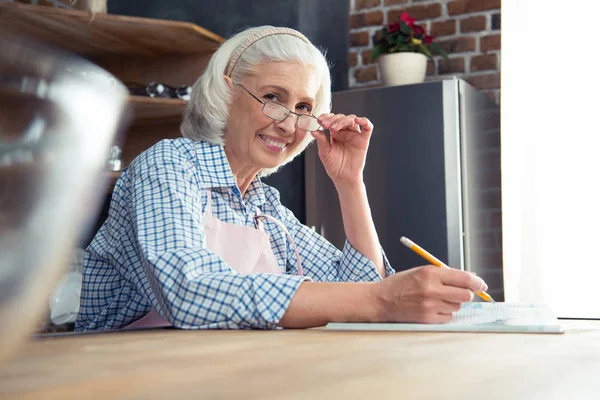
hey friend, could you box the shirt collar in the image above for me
[192,140,266,207]
[245,178,266,208]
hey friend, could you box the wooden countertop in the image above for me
[1,321,600,399]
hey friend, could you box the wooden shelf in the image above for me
[0,2,217,183]
[106,170,121,181]
[129,96,187,124]
[0,2,224,58]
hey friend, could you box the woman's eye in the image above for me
[297,104,312,113]
[263,93,279,102]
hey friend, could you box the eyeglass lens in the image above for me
[262,102,320,132]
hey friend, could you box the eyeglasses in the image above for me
[235,83,321,132]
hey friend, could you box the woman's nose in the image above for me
[275,113,297,133]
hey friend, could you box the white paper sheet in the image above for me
[325,303,564,333]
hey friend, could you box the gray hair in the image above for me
[180,26,332,177]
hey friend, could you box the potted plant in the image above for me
[371,11,449,86]
[17,0,107,13]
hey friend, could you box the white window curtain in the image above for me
[502,0,600,318]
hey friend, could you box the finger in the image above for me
[439,268,488,292]
[354,116,373,133]
[310,130,330,147]
[438,286,474,304]
[423,312,453,324]
[424,298,462,315]
[317,113,338,128]
[439,300,462,314]
[437,313,454,324]
[330,114,359,132]
[316,113,334,123]
[320,114,343,129]
[321,114,354,130]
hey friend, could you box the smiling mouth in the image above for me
[258,134,288,151]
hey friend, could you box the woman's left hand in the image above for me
[311,113,374,187]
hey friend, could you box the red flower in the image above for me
[413,24,425,36]
[400,11,416,27]
[386,22,400,33]
[424,35,434,44]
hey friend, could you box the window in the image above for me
[501,0,600,318]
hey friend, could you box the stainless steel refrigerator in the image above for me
[305,78,504,300]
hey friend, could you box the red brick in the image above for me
[448,0,501,15]
[468,72,500,90]
[384,0,408,5]
[355,0,381,11]
[350,31,370,47]
[437,37,476,53]
[349,10,384,29]
[460,15,486,32]
[431,20,456,37]
[354,65,378,82]
[387,3,441,22]
[438,57,465,74]
[361,49,374,65]
[480,34,501,51]
[471,54,497,71]
[349,51,358,68]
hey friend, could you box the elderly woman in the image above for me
[75,26,488,331]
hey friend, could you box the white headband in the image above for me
[224,27,310,77]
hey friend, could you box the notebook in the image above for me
[325,302,564,333]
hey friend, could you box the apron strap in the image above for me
[255,207,264,230]
[255,213,304,276]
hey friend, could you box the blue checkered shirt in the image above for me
[75,139,394,330]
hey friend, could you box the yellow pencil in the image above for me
[399,236,495,302]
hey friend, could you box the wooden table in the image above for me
[1,321,600,399]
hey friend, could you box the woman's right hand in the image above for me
[279,266,488,328]
[371,265,488,324]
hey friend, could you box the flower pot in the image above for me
[72,0,107,13]
[377,52,428,86]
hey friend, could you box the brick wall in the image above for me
[348,0,503,298]
[348,0,501,104]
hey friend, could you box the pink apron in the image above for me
[125,189,303,329]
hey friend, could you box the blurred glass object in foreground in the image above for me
[0,33,130,363]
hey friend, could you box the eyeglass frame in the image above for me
[234,83,322,132]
